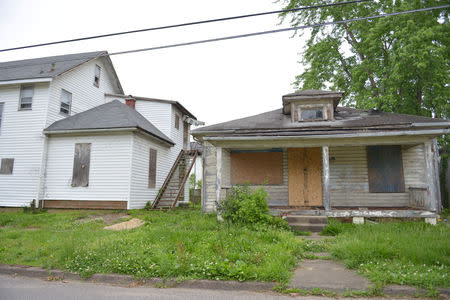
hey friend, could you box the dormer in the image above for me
[282,90,343,123]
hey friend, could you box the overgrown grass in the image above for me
[323,220,450,289]
[0,209,303,283]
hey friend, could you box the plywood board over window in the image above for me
[0,158,14,174]
[148,148,157,188]
[231,150,283,185]
[72,143,91,187]
[367,145,405,193]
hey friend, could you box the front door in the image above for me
[288,148,323,207]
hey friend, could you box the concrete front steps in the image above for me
[286,215,328,232]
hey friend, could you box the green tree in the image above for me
[280,0,449,121]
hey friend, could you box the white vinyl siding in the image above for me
[0,82,50,207]
[44,134,132,202]
[60,89,72,115]
[46,58,118,126]
[19,84,34,110]
[129,133,171,209]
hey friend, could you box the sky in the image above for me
[0,0,308,127]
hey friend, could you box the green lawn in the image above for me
[0,209,303,283]
[323,220,450,289]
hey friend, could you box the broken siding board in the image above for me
[148,148,157,188]
[71,143,91,187]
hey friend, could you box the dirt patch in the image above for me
[76,213,130,225]
[104,218,145,231]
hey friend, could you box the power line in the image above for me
[0,4,448,70]
[0,0,372,53]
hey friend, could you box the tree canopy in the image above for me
[280,0,449,121]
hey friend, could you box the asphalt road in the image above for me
[0,274,334,300]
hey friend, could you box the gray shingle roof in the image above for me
[192,106,449,136]
[0,51,106,82]
[283,90,343,97]
[45,100,174,145]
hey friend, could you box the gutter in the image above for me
[0,78,52,86]
[412,122,450,127]
[44,127,174,147]
[202,129,450,141]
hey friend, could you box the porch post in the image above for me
[322,146,331,211]
[216,147,223,218]
[425,140,440,212]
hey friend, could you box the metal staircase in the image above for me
[152,150,198,209]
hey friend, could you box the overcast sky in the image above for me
[0,0,308,127]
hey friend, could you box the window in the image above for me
[19,85,34,110]
[367,145,405,193]
[71,143,91,187]
[230,150,283,185]
[0,103,4,130]
[175,114,180,130]
[60,89,72,115]
[301,108,323,120]
[0,158,14,174]
[148,148,157,188]
[93,65,101,87]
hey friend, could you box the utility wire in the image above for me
[0,0,372,53]
[0,4,448,70]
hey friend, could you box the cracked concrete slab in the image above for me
[289,259,370,292]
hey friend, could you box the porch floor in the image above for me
[270,207,439,218]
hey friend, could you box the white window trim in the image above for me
[93,64,101,87]
[60,89,72,116]
[18,84,34,111]
[0,102,4,133]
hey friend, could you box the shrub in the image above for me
[217,185,289,230]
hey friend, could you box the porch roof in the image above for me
[192,107,449,137]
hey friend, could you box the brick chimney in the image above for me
[125,98,136,109]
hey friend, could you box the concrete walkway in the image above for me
[289,259,370,292]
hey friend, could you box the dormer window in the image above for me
[299,107,324,121]
[282,90,343,123]
[93,65,101,87]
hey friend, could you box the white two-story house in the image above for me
[0,51,199,209]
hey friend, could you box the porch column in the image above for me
[216,147,222,218]
[425,140,441,212]
[322,146,331,211]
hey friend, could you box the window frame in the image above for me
[19,84,34,110]
[297,105,325,121]
[59,89,72,116]
[367,145,405,193]
[175,114,180,130]
[0,102,4,131]
[93,64,101,87]
[148,148,157,188]
[0,158,14,175]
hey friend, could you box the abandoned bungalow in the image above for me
[192,90,450,225]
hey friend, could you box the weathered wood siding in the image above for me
[329,145,426,207]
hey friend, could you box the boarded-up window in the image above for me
[71,143,91,187]
[0,158,14,174]
[367,145,405,193]
[175,114,180,130]
[0,103,4,129]
[231,150,283,185]
[148,148,157,188]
